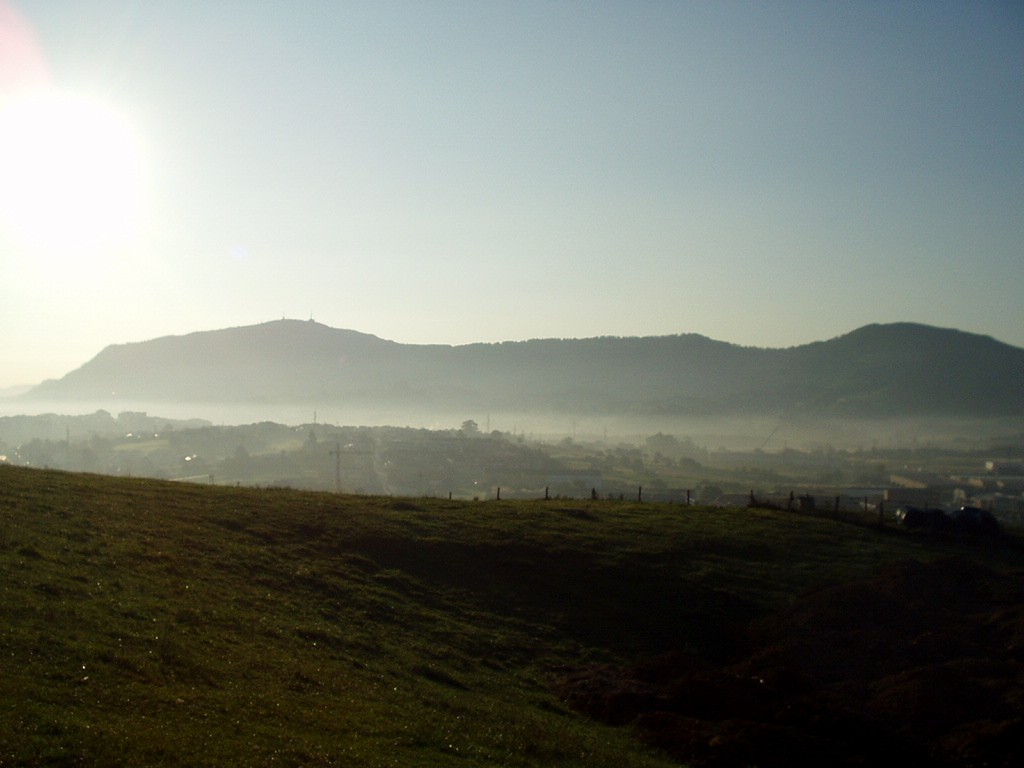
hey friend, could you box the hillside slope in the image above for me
[23,320,1024,418]
[3,466,1023,766]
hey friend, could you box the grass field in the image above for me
[2,464,1021,767]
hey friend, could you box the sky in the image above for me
[1,1,1022,389]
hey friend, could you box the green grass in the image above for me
[2,465,1022,767]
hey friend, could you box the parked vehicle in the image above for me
[951,506,1001,536]
[895,506,951,531]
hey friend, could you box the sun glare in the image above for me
[0,88,146,258]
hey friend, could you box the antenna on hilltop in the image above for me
[329,442,342,494]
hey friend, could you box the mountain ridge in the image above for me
[21,320,1024,418]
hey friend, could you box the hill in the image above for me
[21,320,1024,418]
[2,465,1023,766]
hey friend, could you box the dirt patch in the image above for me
[556,557,1024,767]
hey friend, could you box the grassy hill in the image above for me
[2,465,1022,766]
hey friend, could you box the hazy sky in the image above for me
[1,1,1022,389]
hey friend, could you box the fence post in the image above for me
[638,486,643,502]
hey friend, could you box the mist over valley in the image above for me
[3,320,1021,516]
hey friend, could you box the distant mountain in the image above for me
[22,320,1024,418]
[0,384,32,398]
